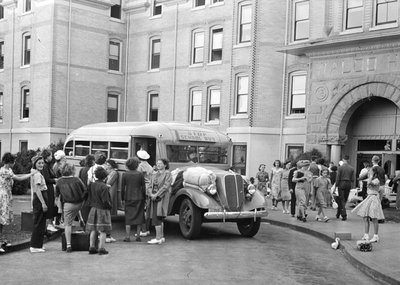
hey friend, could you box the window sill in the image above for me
[19,118,29,122]
[21,11,32,16]
[191,6,206,12]
[289,39,309,45]
[205,121,220,126]
[189,63,204,68]
[207,61,222,66]
[285,114,306,120]
[189,121,201,125]
[150,15,162,20]
[233,42,252,49]
[110,17,124,24]
[339,28,363,36]
[210,2,224,8]
[108,70,123,75]
[20,65,30,69]
[147,69,160,73]
[230,114,248,120]
[369,23,398,31]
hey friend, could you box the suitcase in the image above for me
[61,232,98,251]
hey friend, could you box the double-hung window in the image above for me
[109,40,121,72]
[190,89,202,122]
[212,0,224,3]
[192,30,204,65]
[236,75,248,114]
[344,0,363,30]
[289,72,306,114]
[107,94,119,122]
[292,0,309,42]
[375,0,398,26]
[152,0,162,16]
[149,92,159,121]
[150,38,161,70]
[239,3,252,43]
[21,87,30,119]
[22,33,31,66]
[210,27,223,63]
[110,0,121,19]
[0,5,4,20]
[208,88,220,122]
[193,0,205,8]
[0,41,4,70]
[24,0,31,13]
[0,92,3,120]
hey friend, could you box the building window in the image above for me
[293,0,309,41]
[212,0,224,3]
[150,38,161,70]
[0,5,4,20]
[345,0,363,30]
[286,145,304,160]
[208,88,220,122]
[238,3,252,43]
[109,40,121,72]
[0,92,3,120]
[22,33,31,66]
[0,41,3,70]
[289,72,306,114]
[193,0,205,8]
[21,87,30,119]
[191,30,204,65]
[152,0,162,16]
[110,0,121,19]
[149,93,158,121]
[190,89,202,122]
[375,0,398,26]
[24,0,31,13]
[236,75,248,114]
[107,94,119,122]
[232,145,247,175]
[210,27,223,63]
[20,141,28,152]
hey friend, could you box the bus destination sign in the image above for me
[177,130,218,142]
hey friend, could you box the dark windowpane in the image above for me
[0,41,3,69]
[109,41,120,71]
[111,5,121,19]
[154,3,162,15]
[0,6,4,19]
[107,95,118,122]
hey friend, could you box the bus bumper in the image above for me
[203,209,268,220]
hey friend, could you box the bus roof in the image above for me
[66,121,232,144]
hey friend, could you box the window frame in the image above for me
[211,0,224,5]
[207,87,221,123]
[193,0,206,8]
[209,26,223,63]
[109,40,121,72]
[110,0,122,20]
[107,93,119,122]
[152,0,162,17]
[23,0,31,13]
[292,0,310,42]
[148,92,159,121]
[19,140,28,152]
[22,33,31,67]
[190,88,202,122]
[191,29,205,66]
[0,40,4,70]
[238,2,252,44]
[235,74,249,115]
[372,0,398,28]
[149,37,161,71]
[21,86,30,120]
[288,71,307,115]
[343,0,364,32]
[0,91,3,121]
[0,5,4,20]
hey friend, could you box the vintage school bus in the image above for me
[64,122,268,239]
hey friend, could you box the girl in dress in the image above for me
[352,166,385,243]
[279,160,292,214]
[270,160,283,210]
[255,164,269,198]
[313,168,331,222]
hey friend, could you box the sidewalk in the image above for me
[262,206,400,285]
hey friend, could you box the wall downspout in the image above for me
[124,14,130,122]
[278,0,290,159]
[9,6,15,152]
[171,3,178,121]
[65,0,72,137]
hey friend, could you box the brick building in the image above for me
[1,0,400,177]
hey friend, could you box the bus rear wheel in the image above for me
[179,198,202,239]
[237,218,261,237]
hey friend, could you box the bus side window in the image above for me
[167,145,179,162]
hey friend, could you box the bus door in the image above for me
[132,137,157,167]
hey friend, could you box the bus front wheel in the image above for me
[237,218,261,237]
[179,198,202,239]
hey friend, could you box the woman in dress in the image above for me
[105,159,118,243]
[0,153,35,251]
[279,160,292,214]
[78,154,95,225]
[255,164,269,198]
[352,166,385,243]
[270,160,283,210]
[292,160,312,222]
[121,157,146,242]
[55,163,85,253]
[147,158,172,245]
[30,155,49,253]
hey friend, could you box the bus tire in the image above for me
[179,198,202,239]
[237,218,261,237]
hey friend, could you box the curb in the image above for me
[2,230,62,254]
[262,218,397,285]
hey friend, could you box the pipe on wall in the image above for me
[65,0,72,137]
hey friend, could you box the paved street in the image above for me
[1,209,377,285]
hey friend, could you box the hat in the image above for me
[54,150,65,161]
[372,155,380,162]
[283,159,291,166]
[300,160,310,167]
[136,149,150,160]
[31,155,43,168]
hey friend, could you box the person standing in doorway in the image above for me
[137,149,153,237]
[335,155,355,221]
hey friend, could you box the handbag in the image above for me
[332,197,338,209]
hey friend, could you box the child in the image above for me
[352,166,385,242]
[248,177,256,194]
[86,167,112,255]
[313,168,331,222]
